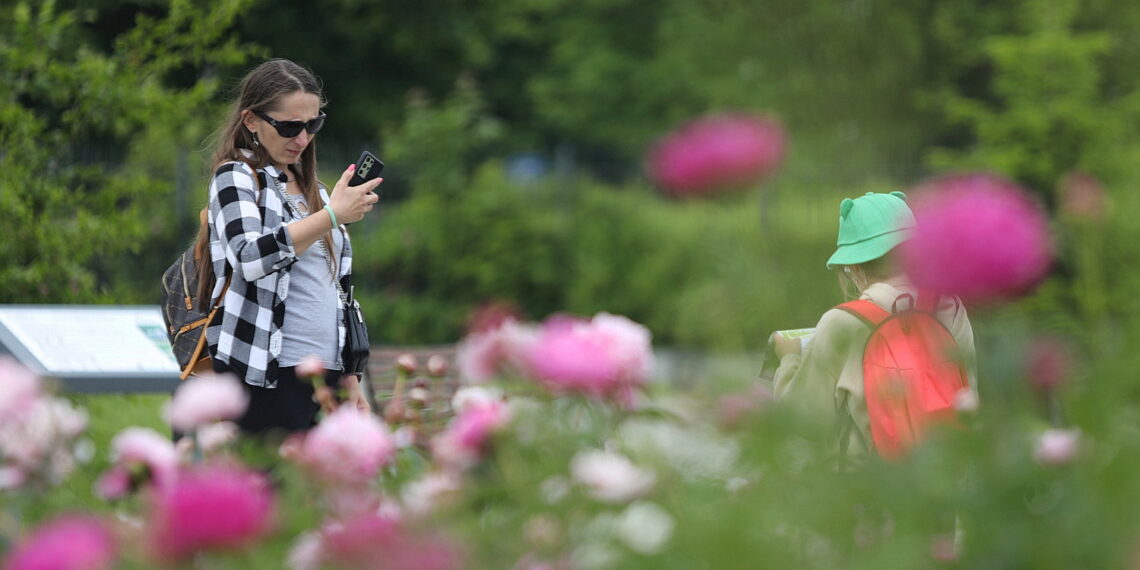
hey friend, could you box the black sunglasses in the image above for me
[253,110,327,138]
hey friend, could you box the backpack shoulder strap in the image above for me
[836,299,890,328]
[915,289,941,313]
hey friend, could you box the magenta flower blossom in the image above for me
[899,173,1053,303]
[645,113,786,198]
[298,408,396,487]
[2,514,117,570]
[164,373,249,432]
[317,512,463,570]
[96,427,179,500]
[431,400,511,471]
[520,313,654,406]
[147,464,275,561]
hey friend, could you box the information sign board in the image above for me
[0,305,181,393]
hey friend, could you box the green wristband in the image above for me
[323,205,338,228]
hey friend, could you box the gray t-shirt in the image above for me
[279,194,343,369]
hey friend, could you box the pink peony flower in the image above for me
[2,514,117,570]
[402,471,464,517]
[0,356,41,421]
[318,512,463,570]
[1024,335,1074,392]
[450,386,504,414]
[717,384,775,430]
[426,355,449,377]
[147,464,275,561]
[95,467,132,501]
[96,427,179,500]
[194,421,240,454]
[395,354,418,375]
[287,531,325,570]
[570,449,656,503]
[645,113,786,198]
[298,408,396,487]
[899,173,1053,303]
[1057,171,1107,222]
[296,355,327,379]
[455,319,534,384]
[521,313,654,406]
[431,401,511,471]
[1034,428,1081,466]
[1,397,88,489]
[465,299,525,335]
[164,373,249,432]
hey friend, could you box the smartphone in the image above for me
[348,151,384,187]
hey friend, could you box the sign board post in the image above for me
[0,305,182,393]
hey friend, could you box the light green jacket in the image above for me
[773,281,977,460]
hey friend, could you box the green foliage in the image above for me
[0,0,257,303]
[924,0,1140,196]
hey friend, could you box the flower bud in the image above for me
[395,354,417,376]
[426,354,449,377]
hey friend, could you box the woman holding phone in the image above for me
[198,58,382,438]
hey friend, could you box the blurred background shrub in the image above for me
[4,0,1140,355]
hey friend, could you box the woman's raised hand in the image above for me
[328,163,382,225]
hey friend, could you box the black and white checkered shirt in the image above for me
[204,159,355,388]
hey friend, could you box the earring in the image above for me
[251,131,261,147]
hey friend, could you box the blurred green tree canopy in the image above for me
[5,0,1140,348]
[0,0,258,302]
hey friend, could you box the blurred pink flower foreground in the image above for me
[298,407,397,487]
[3,514,117,570]
[148,464,275,561]
[456,313,654,405]
[294,513,462,570]
[900,173,1052,303]
[523,313,654,405]
[164,373,249,432]
[432,399,511,471]
[0,356,41,420]
[96,427,179,500]
[646,113,785,198]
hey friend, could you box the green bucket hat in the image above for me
[825,191,916,269]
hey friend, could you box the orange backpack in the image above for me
[836,292,969,460]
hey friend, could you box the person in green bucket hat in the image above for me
[767,191,977,463]
[826,191,915,270]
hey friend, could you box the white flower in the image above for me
[953,388,979,414]
[617,501,675,554]
[287,531,325,570]
[570,449,655,503]
[1034,428,1081,466]
[450,386,503,414]
[618,418,739,482]
[401,471,462,517]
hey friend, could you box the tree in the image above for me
[923,0,1140,199]
[0,0,258,303]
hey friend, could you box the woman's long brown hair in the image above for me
[194,59,335,310]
